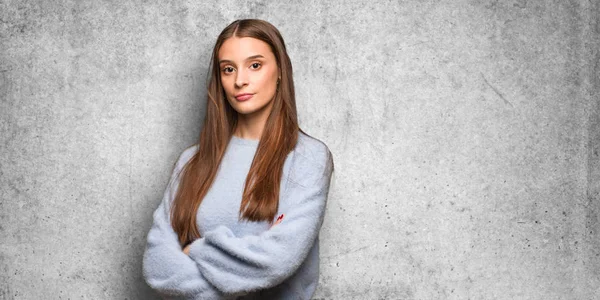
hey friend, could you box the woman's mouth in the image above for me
[235,93,254,101]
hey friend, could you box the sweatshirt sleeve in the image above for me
[186,149,334,294]
[142,147,226,300]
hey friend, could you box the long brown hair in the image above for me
[170,19,301,246]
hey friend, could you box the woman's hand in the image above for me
[183,244,191,255]
[270,214,284,229]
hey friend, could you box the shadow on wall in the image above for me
[128,37,213,300]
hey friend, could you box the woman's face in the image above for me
[218,36,279,118]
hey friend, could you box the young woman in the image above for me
[142,19,335,299]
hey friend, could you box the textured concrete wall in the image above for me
[1,1,598,299]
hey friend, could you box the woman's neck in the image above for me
[233,124,262,140]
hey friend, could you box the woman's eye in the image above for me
[251,62,261,69]
[223,67,234,73]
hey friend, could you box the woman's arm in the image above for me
[142,148,227,300]
[186,150,334,294]
[182,215,281,255]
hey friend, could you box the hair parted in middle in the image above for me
[170,19,306,246]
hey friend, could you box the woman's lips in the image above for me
[235,94,253,101]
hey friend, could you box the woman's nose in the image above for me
[235,69,248,88]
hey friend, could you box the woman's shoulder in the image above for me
[288,131,334,187]
[183,143,200,156]
[294,131,332,168]
[174,143,199,169]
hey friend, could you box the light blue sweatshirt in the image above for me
[142,131,334,299]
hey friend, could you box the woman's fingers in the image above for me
[270,214,284,228]
[183,244,191,255]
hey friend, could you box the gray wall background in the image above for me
[1,1,599,299]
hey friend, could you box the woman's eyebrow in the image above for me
[219,54,265,65]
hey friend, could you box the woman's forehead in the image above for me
[218,37,274,61]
